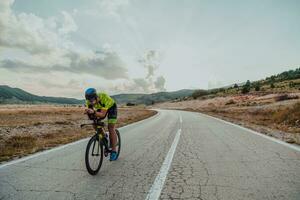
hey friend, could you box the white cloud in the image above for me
[138,50,162,78]
[98,0,129,20]
[0,0,168,97]
[0,0,74,55]
[0,50,129,80]
[0,0,129,80]
[112,50,167,93]
[58,11,78,35]
[154,76,166,91]
[0,1,75,54]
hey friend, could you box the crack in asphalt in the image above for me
[1,179,78,200]
[1,110,300,200]
[158,112,300,200]
[15,164,86,172]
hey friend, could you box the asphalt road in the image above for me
[0,110,300,200]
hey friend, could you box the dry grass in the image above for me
[0,106,157,162]
[272,103,300,126]
[0,134,37,162]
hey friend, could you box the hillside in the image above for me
[0,85,82,104]
[191,67,300,99]
[113,89,195,105]
[0,85,194,105]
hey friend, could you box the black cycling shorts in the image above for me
[106,103,117,124]
[91,103,117,124]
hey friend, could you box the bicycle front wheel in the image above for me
[85,135,103,175]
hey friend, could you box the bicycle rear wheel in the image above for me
[115,129,121,160]
[85,135,103,175]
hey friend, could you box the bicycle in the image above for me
[81,118,121,175]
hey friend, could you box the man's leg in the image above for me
[108,123,117,152]
[107,104,118,160]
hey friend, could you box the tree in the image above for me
[233,84,239,89]
[246,80,251,87]
[254,82,261,91]
[242,87,250,94]
[270,82,275,89]
[266,67,300,82]
[289,82,295,88]
[218,88,225,93]
[242,80,251,94]
[270,76,275,82]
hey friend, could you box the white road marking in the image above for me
[145,128,181,200]
[0,111,160,170]
[179,115,182,124]
[198,112,300,152]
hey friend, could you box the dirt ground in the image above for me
[0,105,157,162]
[155,92,300,145]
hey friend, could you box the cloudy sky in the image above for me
[0,0,299,98]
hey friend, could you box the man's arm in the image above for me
[94,109,108,118]
[84,104,97,119]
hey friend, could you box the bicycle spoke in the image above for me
[91,140,96,156]
[95,140,100,155]
[89,139,100,170]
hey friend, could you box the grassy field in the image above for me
[0,105,157,162]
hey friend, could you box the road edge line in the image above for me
[195,111,300,152]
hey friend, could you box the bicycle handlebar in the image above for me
[80,123,94,128]
[80,119,106,128]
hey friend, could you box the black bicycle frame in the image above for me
[81,118,111,155]
[96,127,111,155]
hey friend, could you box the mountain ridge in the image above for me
[0,85,194,105]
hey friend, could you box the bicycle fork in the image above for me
[91,137,100,156]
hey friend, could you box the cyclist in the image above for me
[84,88,118,161]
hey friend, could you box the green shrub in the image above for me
[270,83,275,88]
[289,82,295,88]
[255,85,260,91]
[192,90,209,99]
